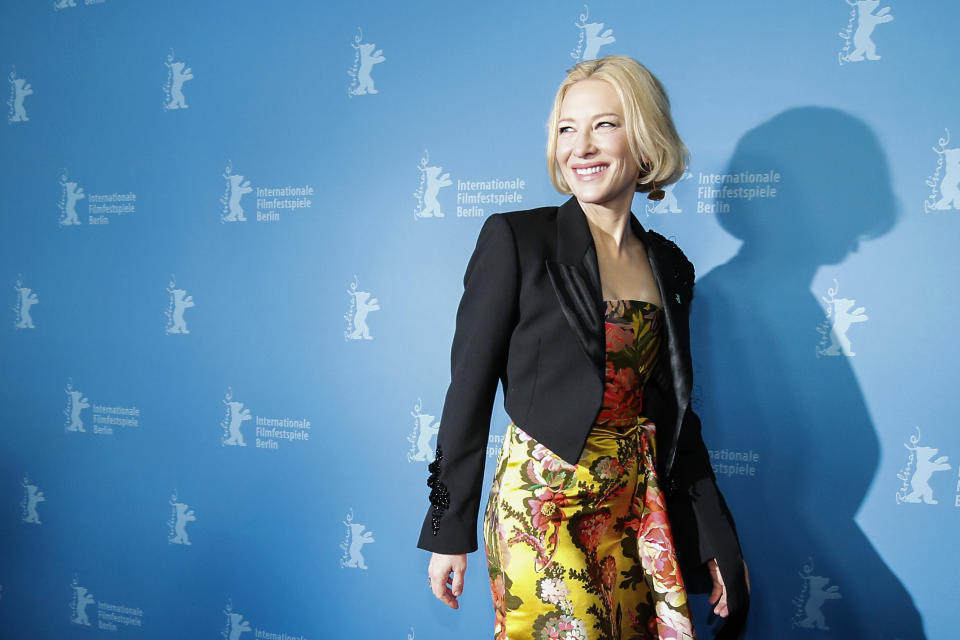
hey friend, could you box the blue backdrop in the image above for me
[1,1,957,638]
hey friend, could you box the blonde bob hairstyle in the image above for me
[546,55,689,195]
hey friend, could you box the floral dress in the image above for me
[483,300,696,640]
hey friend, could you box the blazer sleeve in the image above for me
[673,407,750,617]
[671,274,750,620]
[416,213,519,554]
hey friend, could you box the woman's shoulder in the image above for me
[644,228,696,287]
[478,205,560,247]
[496,204,560,230]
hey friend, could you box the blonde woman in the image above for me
[419,55,749,639]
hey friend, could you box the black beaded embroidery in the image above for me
[648,230,695,298]
[426,445,450,535]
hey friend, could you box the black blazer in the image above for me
[417,196,749,622]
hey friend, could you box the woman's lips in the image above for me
[573,164,608,179]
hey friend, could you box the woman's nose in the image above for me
[573,130,596,157]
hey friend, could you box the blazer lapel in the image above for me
[632,214,691,475]
[546,197,605,379]
[546,197,693,455]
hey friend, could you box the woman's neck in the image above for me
[579,197,636,257]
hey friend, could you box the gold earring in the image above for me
[647,180,665,201]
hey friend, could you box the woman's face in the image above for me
[555,79,639,210]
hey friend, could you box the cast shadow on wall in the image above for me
[688,107,925,639]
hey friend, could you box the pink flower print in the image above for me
[655,600,696,639]
[532,443,577,473]
[576,511,611,552]
[593,456,624,480]
[527,488,568,532]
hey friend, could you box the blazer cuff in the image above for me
[416,510,478,554]
[689,474,749,614]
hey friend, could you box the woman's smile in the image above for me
[573,163,609,178]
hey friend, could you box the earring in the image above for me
[647,180,665,201]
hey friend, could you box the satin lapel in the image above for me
[546,198,605,379]
[631,215,690,476]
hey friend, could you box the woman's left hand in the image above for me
[707,558,729,617]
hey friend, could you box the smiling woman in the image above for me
[419,56,749,640]
[546,56,688,201]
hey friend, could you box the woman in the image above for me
[418,55,749,639]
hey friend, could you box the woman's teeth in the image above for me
[576,165,607,175]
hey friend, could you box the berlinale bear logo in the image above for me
[7,68,32,123]
[407,397,441,463]
[896,426,952,505]
[348,28,385,97]
[838,0,893,65]
[340,509,374,570]
[221,162,253,223]
[925,129,960,213]
[65,383,91,433]
[570,5,615,62]
[344,276,380,341]
[21,476,45,525]
[13,277,39,329]
[165,277,195,335]
[413,150,452,220]
[221,388,253,447]
[58,170,86,227]
[168,491,196,545]
[163,49,194,110]
[792,558,842,631]
[816,279,867,357]
[70,577,95,626]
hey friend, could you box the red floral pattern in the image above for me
[484,300,695,640]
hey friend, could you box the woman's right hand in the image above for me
[428,552,467,609]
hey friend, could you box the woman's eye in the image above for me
[597,121,616,129]
[559,126,573,134]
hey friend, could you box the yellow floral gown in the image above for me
[483,300,696,640]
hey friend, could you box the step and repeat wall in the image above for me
[1,1,957,638]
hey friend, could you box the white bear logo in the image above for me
[169,497,196,545]
[414,158,452,219]
[349,30,385,97]
[14,283,39,329]
[166,282,195,335]
[222,170,253,222]
[164,51,194,110]
[407,399,440,463]
[817,280,867,357]
[65,388,90,432]
[22,480,45,524]
[8,72,33,123]
[342,523,374,569]
[571,6,615,62]
[822,297,868,356]
[931,147,960,211]
[59,175,86,226]
[71,584,95,625]
[345,287,380,341]
[226,611,252,640]
[901,444,951,504]
[796,574,842,630]
[223,399,253,447]
[53,0,77,10]
[646,171,692,215]
[842,0,893,63]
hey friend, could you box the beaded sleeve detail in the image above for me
[426,445,450,536]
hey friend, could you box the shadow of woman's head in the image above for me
[717,107,898,266]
